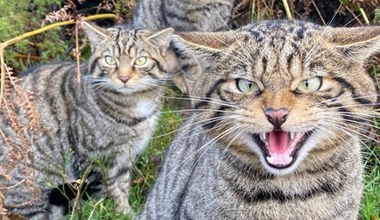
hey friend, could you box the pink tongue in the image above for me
[267,131,292,166]
[268,131,289,154]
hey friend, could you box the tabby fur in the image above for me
[132,0,236,94]
[0,22,176,219]
[133,0,235,32]
[139,20,379,219]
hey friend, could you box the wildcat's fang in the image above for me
[254,131,311,169]
[260,133,266,141]
[290,132,295,139]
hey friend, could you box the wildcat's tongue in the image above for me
[266,131,294,167]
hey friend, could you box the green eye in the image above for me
[104,56,117,65]
[296,77,322,93]
[134,56,147,66]
[236,79,260,94]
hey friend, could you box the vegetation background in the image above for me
[0,0,379,219]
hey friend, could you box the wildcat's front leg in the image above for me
[106,157,134,215]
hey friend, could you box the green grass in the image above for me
[129,87,184,213]
[67,199,132,220]
[361,165,380,220]
[361,130,380,220]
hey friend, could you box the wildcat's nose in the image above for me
[119,76,129,84]
[264,108,289,129]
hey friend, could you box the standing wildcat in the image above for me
[133,0,235,32]
[139,20,379,219]
[0,22,176,219]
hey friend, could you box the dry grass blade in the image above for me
[282,0,292,19]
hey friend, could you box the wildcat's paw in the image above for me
[115,203,135,217]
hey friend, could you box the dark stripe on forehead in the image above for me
[333,77,372,105]
[194,79,227,109]
[127,43,134,55]
[286,53,294,74]
[262,56,267,75]
[114,27,121,42]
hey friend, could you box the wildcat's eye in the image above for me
[104,56,117,66]
[134,56,147,66]
[296,77,322,93]
[236,79,260,94]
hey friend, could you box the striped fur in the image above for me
[0,22,177,219]
[139,20,379,219]
[133,0,235,32]
[132,0,236,94]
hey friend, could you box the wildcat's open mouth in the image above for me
[253,130,312,169]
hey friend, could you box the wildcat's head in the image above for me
[81,22,178,94]
[173,20,379,175]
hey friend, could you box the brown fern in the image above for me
[42,4,75,26]
[0,65,41,215]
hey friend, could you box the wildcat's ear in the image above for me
[171,31,235,94]
[171,31,234,66]
[324,26,380,62]
[147,28,174,56]
[81,21,108,51]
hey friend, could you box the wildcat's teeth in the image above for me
[260,133,266,141]
[266,156,273,164]
[286,156,293,164]
[290,132,295,139]
[266,156,293,166]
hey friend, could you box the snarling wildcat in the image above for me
[139,20,379,219]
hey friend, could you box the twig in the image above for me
[0,13,118,106]
[2,14,117,48]
[344,5,363,26]
[69,166,92,220]
[16,54,42,61]
[312,0,326,25]
[0,46,5,107]
[75,17,82,84]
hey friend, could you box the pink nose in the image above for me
[119,76,129,84]
[264,108,289,129]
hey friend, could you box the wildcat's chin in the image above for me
[251,130,314,175]
[108,82,157,95]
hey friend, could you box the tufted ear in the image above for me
[171,31,235,94]
[324,26,380,62]
[81,21,108,52]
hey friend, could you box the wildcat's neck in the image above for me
[85,82,163,126]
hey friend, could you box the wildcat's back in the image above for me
[139,20,378,219]
[133,0,235,31]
